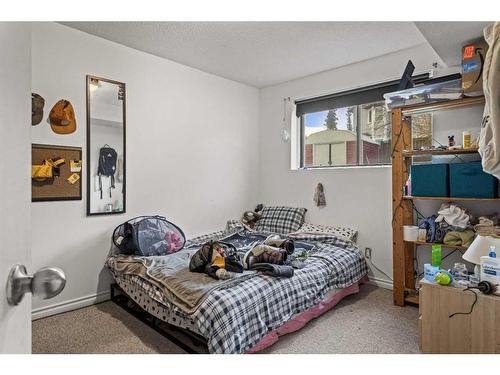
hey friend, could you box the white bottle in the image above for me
[480,246,500,294]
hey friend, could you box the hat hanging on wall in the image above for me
[49,99,76,134]
[313,183,326,207]
[32,93,45,126]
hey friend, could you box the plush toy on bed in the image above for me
[241,210,262,229]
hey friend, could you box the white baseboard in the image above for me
[367,276,393,290]
[32,290,110,321]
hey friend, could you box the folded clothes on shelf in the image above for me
[419,211,475,244]
[474,214,500,237]
[443,230,476,247]
[435,222,454,243]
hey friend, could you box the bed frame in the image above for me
[110,275,368,354]
[110,283,208,354]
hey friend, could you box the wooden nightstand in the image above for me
[419,280,500,353]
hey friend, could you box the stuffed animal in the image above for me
[241,210,262,228]
[448,135,455,147]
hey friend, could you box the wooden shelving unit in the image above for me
[400,96,484,115]
[404,240,468,251]
[404,293,419,306]
[391,96,496,307]
[402,148,479,158]
[403,195,500,202]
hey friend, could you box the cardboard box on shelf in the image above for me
[462,38,488,96]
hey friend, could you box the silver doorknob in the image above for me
[6,264,66,306]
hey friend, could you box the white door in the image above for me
[0,23,67,354]
[0,22,33,354]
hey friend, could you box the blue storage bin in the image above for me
[450,161,498,198]
[411,164,449,197]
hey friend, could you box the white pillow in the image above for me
[293,222,358,242]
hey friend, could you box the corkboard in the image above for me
[32,144,82,201]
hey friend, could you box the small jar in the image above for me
[453,262,468,281]
[463,130,471,149]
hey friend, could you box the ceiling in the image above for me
[415,22,491,67]
[62,22,427,88]
[62,22,489,88]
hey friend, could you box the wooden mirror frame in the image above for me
[86,75,127,216]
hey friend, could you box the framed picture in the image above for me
[32,144,82,202]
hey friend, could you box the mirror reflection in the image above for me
[86,76,126,215]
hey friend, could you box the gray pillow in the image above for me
[254,206,307,234]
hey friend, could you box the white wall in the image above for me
[0,23,32,353]
[31,23,259,318]
[257,43,457,288]
[29,23,472,319]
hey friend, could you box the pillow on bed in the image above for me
[293,222,358,242]
[254,206,307,234]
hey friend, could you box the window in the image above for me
[302,101,391,167]
[296,75,430,168]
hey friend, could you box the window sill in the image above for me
[295,164,392,171]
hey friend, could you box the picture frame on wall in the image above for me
[31,144,82,202]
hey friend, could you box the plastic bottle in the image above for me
[431,244,442,267]
[480,246,500,294]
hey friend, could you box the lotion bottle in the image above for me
[480,246,500,294]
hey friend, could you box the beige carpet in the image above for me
[32,284,420,354]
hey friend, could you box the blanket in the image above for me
[107,249,255,314]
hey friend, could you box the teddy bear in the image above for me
[241,210,262,229]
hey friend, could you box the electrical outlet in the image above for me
[364,247,372,259]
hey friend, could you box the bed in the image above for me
[105,220,368,354]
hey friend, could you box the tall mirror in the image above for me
[86,75,126,215]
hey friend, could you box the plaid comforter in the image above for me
[107,221,368,354]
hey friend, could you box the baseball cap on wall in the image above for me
[49,99,77,135]
[32,93,45,126]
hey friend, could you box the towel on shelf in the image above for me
[435,203,471,229]
[476,226,500,237]
[474,214,500,237]
[443,230,476,247]
[476,215,498,227]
